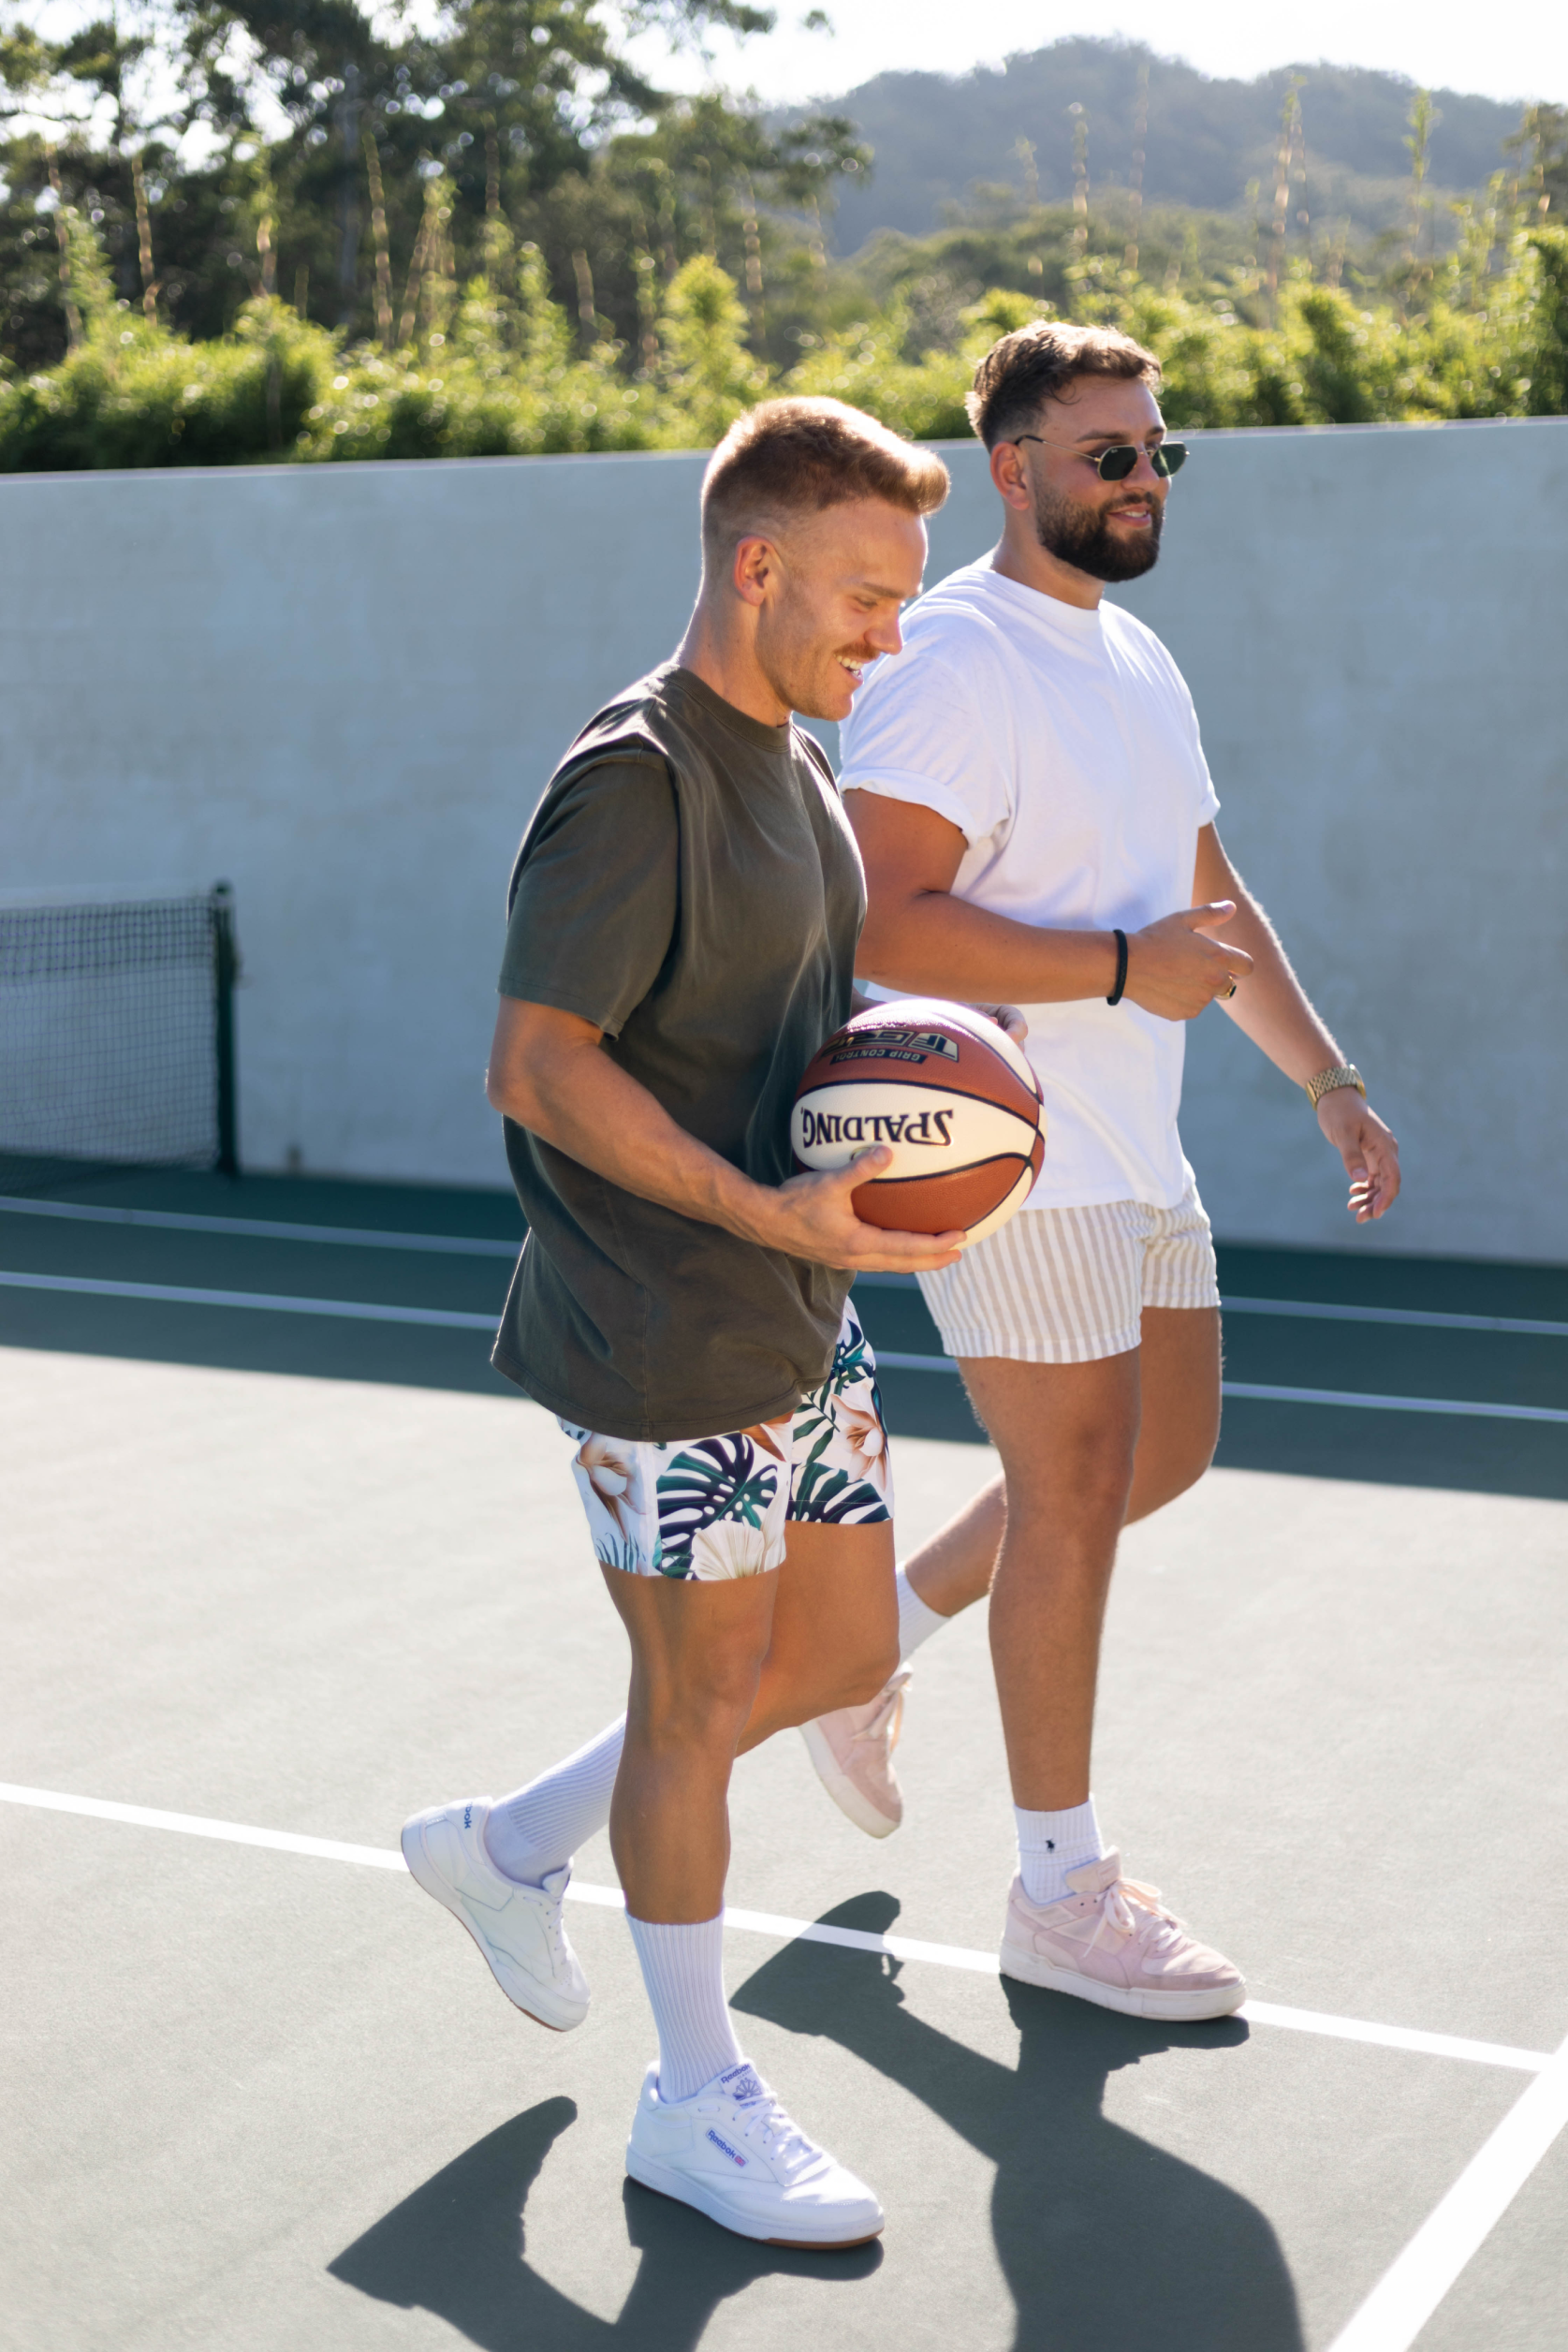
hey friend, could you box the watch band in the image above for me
[1306,1064,1366,1110]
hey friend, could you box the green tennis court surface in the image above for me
[3,1170,1565,2349]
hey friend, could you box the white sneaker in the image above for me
[799,1668,911,1838]
[401,1797,590,2032]
[625,2060,884,2248]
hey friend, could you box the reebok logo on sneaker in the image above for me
[719,2064,765,2102]
[706,2129,747,2167]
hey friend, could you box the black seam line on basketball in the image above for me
[799,1078,1040,1115]
[849,1154,1033,1189]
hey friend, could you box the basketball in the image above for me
[791,997,1046,1246]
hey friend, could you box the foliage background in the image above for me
[1,11,1564,466]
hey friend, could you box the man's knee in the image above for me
[633,1633,765,1753]
[835,1632,900,1709]
[1004,1418,1138,1528]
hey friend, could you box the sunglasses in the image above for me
[1015,433,1188,481]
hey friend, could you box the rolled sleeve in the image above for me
[841,646,1013,850]
[843,767,985,845]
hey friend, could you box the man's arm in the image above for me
[487,996,964,1273]
[1195,824,1400,1224]
[846,790,1252,1018]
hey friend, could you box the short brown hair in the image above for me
[966,322,1161,449]
[701,397,948,556]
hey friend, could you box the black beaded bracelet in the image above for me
[1106,928,1129,1006]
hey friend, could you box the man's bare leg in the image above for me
[598,1530,898,2123]
[963,1351,1140,1809]
[742,1521,898,1750]
[903,1305,1222,1624]
[606,1522,898,1921]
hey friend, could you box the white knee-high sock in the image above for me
[896,1566,948,1662]
[625,1914,745,2103]
[483,1714,625,1886]
[1015,1795,1106,1907]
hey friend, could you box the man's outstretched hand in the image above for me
[745,1146,965,1272]
[1127,903,1253,1021]
[1317,1089,1401,1223]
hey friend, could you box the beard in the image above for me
[1033,480,1164,582]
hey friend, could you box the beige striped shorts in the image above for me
[916,1180,1220,1365]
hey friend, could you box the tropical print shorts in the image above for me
[558,1302,892,1580]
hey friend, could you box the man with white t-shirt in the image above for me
[799,321,1400,2018]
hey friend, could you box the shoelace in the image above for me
[733,2094,820,2175]
[1092,1874,1185,1954]
[851,1668,912,1752]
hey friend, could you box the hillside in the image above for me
[797,39,1527,253]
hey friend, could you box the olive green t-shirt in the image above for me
[491,664,863,1441]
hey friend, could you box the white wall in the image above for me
[5,417,1565,1260]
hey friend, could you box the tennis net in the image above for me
[0,887,239,1193]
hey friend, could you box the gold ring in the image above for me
[1224,980,1238,1000]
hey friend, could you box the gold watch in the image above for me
[1305,1064,1366,1110]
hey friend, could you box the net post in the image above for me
[212,882,240,1178]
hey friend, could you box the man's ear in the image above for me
[731,533,779,609]
[989,441,1033,514]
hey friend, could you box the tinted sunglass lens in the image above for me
[1154,442,1188,478]
[1097,446,1139,481]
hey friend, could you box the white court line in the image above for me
[0,1197,520,1257]
[0,1783,1548,2076]
[7,1273,1565,1423]
[1219,1381,1568,1426]
[1215,1296,1568,1340]
[873,1347,1568,1426]
[0,1269,498,1330]
[1325,2031,1568,2352]
[6,1201,1564,1337]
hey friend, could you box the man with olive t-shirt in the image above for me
[400,399,961,2248]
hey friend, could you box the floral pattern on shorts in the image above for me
[559,1302,892,1580]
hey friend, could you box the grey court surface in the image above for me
[3,1169,1567,2352]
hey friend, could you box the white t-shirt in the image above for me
[840,559,1220,1212]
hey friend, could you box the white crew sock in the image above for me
[483,1714,625,1887]
[1015,1795,1106,1907]
[625,1914,745,2103]
[896,1566,948,1662]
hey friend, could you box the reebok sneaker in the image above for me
[401,1797,590,2031]
[799,1668,911,1838]
[1000,1850,1245,2021]
[625,2060,885,2248]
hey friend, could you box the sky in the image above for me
[625,0,1565,110]
[10,0,1561,163]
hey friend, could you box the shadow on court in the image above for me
[328,2095,881,2347]
[730,1896,1305,2352]
[328,1898,1302,2352]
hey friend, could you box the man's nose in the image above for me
[1122,448,1166,491]
[867,612,903,655]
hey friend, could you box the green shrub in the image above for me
[1,217,1562,473]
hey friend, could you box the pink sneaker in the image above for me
[799,1668,912,1839]
[1000,1850,1245,2021]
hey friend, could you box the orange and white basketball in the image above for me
[791,997,1046,1246]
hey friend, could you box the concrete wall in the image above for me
[4,418,1565,1260]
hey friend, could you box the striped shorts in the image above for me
[916,1180,1220,1365]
